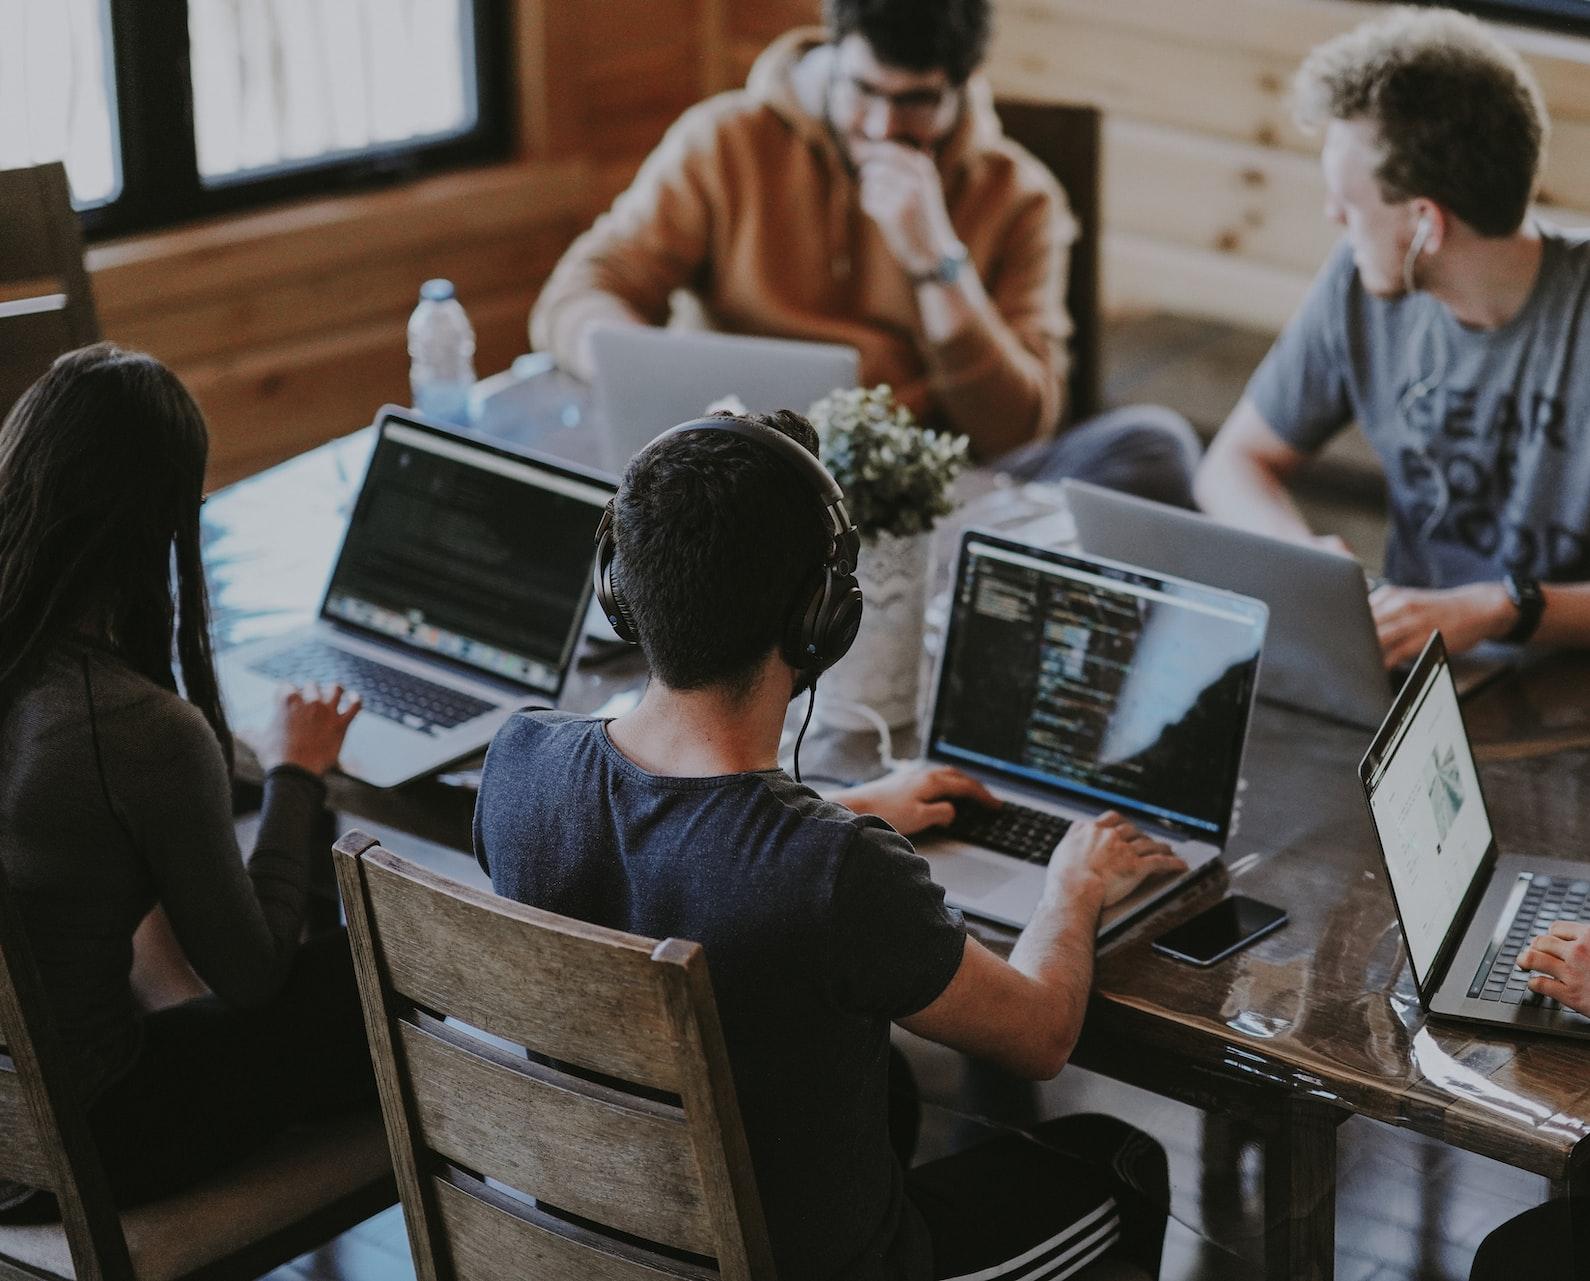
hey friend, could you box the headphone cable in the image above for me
[792,679,818,784]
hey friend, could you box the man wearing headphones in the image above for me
[474,410,1180,1279]
[1193,9,1590,668]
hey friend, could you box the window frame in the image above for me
[82,0,511,240]
[1426,0,1590,36]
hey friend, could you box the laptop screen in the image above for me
[928,535,1267,837]
[1362,646,1493,989]
[322,419,612,695]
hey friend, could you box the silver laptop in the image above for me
[1066,480,1388,730]
[913,531,1269,935]
[1360,632,1590,1039]
[590,326,859,455]
[220,409,614,788]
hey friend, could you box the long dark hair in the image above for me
[0,343,232,769]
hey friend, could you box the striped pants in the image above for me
[906,1114,1169,1280]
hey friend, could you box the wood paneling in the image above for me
[89,163,588,486]
[987,0,1590,329]
[1104,230,1312,332]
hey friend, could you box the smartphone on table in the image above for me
[1151,895,1288,967]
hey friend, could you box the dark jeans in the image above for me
[3,930,377,1219]
[997,403,1203,510]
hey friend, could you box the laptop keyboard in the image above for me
[250,642,495,735]
[943,801,1073,863]
[1469,874,1590,1008]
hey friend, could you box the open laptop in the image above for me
[1065,480,1388,730]
[1359,631,1590,1039]
[590,326,859,455]
[913,531,1269,935]
[219,408,614,789]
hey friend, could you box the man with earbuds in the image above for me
[1194,8,1590,669]
[473,410,1177,1279]
[530,0,1202,504]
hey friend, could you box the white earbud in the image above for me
[1402,214,1434,294]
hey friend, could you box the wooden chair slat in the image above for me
[0,183,56,284]
[399,1019,715,1257]
[431,1172,716,1281]
[362,852,684,1092]
[0,278,66,308]
[0,1065,55,1191]
[0,313,82,418]
[0,163,99,421]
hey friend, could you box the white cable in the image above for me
[824,696,902,772]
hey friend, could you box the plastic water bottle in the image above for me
[407,279,476,425]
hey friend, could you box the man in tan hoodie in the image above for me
[531,0,1199,503]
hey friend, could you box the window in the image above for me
[0,0,509,239]
[1422,0,1590,35]
[0,0,121,207]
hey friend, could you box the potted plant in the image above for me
[806,384,968,729]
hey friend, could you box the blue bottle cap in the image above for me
[420,278,456,302]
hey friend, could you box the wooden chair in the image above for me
[995,100,1103,426]
[333,830,776,1281]
[0,857,395,1281]
[0,162,101,421]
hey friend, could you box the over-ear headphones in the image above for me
[593,415,865,688]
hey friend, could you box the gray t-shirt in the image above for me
[474,711,968,1281]
[1246,227,1590,587]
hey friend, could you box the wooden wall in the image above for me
[81,0,1590,485]
[983,0,1590,330]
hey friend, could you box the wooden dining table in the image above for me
[204,418,1590,1281]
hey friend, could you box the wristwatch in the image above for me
[910,242,969,287]
[1502,573,1546,643]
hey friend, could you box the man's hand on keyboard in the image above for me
[1046,811,1186,908]
[1519,922,1590,1016]
[832,765,999,837]
[255,683,363,777]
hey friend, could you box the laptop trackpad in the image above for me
[918,840,1032,896]
[937,854,1024,898]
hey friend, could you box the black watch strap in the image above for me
[1503,573,1545,643]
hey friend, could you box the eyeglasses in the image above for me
[834,75,956,127]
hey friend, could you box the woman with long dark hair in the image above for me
[0,344,376,1214]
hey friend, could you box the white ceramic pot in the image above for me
[815,528,929,730]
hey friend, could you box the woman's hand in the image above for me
[254,684,361,777]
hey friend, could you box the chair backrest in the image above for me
[0,162,101,420]
[995,99,1102,425]
[333,831,777,1281]
[0,859,139,1281]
